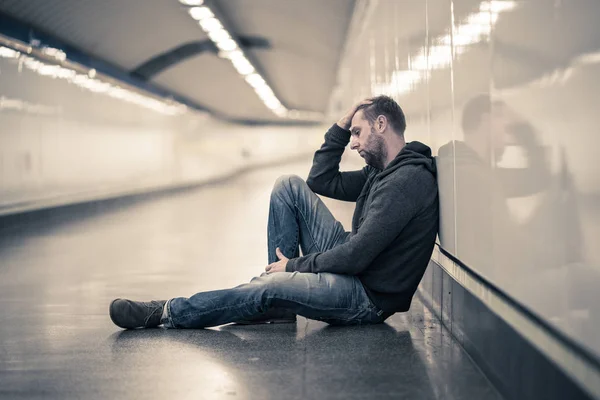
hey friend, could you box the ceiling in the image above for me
[0,0,355,123]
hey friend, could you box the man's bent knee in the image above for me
[272,174,310,197]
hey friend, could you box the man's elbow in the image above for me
[306,176,323,194]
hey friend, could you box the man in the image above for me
[109,95,439,329]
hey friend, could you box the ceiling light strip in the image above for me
[179,0,323,121]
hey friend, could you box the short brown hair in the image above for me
[356,95,407,135]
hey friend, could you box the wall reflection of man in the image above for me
[437,94,600,345]
[437,94,551,285]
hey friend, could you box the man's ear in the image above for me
[376,115,388,133]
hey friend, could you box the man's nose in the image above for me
[350,137,359,150]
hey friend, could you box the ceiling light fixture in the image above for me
[199,17,222,32]
[207,29,230,42]
[215,39,237,52]
[179,0,204,6]
[178,1,324,121]
[188,6,213,21]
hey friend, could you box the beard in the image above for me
[362,128,388,170]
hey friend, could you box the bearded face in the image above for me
[360,126,388,170]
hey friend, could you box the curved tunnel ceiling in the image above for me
[0,0,355,123]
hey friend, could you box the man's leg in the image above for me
[239,174,350,324]
[267,174,350,263]
[109,174,366,329]
[162,271,385,329]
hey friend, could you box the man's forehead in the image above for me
[350,110,366,128]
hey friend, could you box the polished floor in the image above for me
[0,161,502,399]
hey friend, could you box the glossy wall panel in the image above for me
[331,0,600,359]
[0,42,325,213]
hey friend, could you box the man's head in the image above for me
[462,94,514,160]
[349,95,407,169]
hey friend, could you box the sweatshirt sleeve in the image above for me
[306,124,371,202]
[286,168,429,274]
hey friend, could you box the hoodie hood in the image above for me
[379,141,437,179]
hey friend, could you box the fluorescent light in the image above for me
[231,57,254,75]
[245,73,267,89]
[188,6,213,20]
[218,49,241,59]
[179,0,204,5]
[199,17,222,32]
[264,98,282,110]
[215,39,238,52]
[255,86,275,98]
[180,3,324,119]
[208,29,230,42]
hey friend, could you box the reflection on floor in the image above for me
[0,161,501,399]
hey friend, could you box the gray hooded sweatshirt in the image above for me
[286,124,439,313]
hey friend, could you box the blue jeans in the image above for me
[163,175,387,328]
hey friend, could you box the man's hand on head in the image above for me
[265,247,289,274]
[336,99,373,131]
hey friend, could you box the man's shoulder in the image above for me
[387,163,435,183]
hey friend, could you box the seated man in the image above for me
[109,95,439,329]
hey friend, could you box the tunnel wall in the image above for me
[330,0,600,397]
[0,37,324,216]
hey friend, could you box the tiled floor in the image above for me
[0,160,501,399]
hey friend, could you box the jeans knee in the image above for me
[272,174,307,197]
[252,272,290,296]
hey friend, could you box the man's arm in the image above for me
[306,125,372,201]
[306,100,374,201]
[287,168,434,275]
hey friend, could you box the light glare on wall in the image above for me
[480,0,517,13]
[373,0,518,97]
[0,46,19,58]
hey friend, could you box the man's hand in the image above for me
[265,248,289,274]
[336,99,373,130]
